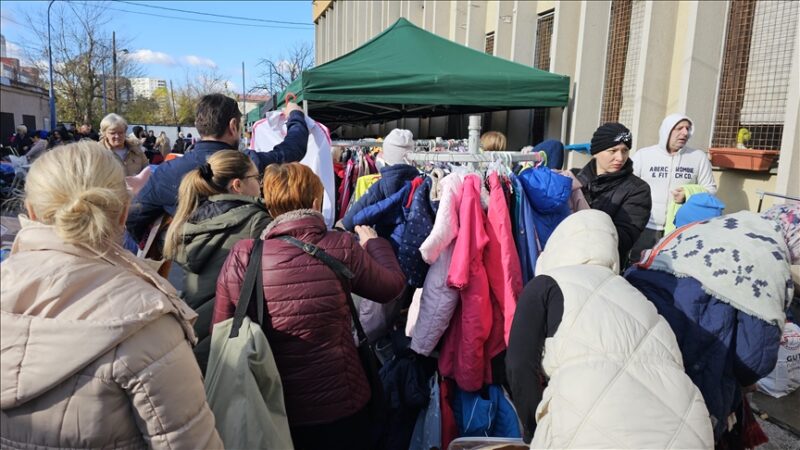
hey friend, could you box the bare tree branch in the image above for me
[255,41,314,95]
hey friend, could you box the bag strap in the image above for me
[229,238,265,338]
[277,235,369,345]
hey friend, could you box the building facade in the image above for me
[129,77,167,99]
[312,0,799,212]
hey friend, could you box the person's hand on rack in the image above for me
[284,102,303,116]
[354,225,378,247]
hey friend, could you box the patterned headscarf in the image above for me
[761,204,800,265]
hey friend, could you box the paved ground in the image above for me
[750,390,800,450]
[757,417,800,450]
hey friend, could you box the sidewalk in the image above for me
[749,389,800,446]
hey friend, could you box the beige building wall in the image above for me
[312,0,798,205]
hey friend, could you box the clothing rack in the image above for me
[404,151,545,164]
[330,138,468,149]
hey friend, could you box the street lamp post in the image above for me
[47,0,56,131]
[112,31,117,111]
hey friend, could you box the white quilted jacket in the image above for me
[531,210,713,449]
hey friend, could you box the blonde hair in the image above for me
[155,132,171,157]
[25,141,130,250]
[262,163,323,218]
[164,150,256,258]
[99,113,141,152]
[481,131,507,152]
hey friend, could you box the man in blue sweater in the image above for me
[126,93,309,242]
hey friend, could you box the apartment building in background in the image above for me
[129,77,168,99]
[311,0,799,213]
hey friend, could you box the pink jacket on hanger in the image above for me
[439,174,496,392]
[485,172,524,345]
[408,173,465,356]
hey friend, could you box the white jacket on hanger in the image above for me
[250,111,335,228]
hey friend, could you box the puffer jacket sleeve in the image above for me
[211,238,254,327]
[614,180,652,265]
[343,181,385,230]
[349,235,406,304]
[419,173,464,264]
[114,315,223,450]
[352,182,409,229]
[733,312,783,386]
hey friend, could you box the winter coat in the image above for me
[212,209,406,426]
[485,171,523,345]
[342,163,419,230]
[663,183,707,234]
[126,110,308,241]
[1,219,222,450]
[517,166,572,248]
[625,211,791,440]
[398,176,436,287]
[105,138,148,177]
[533,139,565,170]
[526,210,713,449]
[439,174,504,392]
[452,385,521,438]
[174,194,271,373]
[575,158,652,267]
[511,174,540,283]
[352,180,412,252]
[631,113,717,230]
[408,172,465,356]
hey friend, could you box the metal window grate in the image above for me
[617,1,645,127]
[600,0,633,125]
[485,32,495,54]
[712,0,798,150]
[534,11,554,71]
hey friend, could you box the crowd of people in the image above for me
[1,92,798,450]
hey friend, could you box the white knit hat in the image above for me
[381,129,414,166]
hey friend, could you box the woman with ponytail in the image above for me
[0,141,222,449]
[164,149,269,373]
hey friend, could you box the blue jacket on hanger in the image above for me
[511,174,539,284]
[398,177,436,287]
[342,164,419,230]
[352,181,412,253]
[517,166,572,248]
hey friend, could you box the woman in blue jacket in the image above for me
[625,205,799,444]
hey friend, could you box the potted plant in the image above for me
[709,128,780,171]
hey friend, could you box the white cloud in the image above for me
[5,41,24,60]
[127,49,176,66]
[183,55,217,69]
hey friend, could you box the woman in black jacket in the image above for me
[573,123,651,268]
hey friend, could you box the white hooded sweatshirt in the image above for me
[631,113,717,230]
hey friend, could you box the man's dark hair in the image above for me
[195,93,242,138]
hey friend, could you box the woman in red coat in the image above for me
[213,163,406,450]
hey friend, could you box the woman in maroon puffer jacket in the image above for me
[213,163,406,450]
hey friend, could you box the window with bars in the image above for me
[532,10,555,146]
[712,0,798,151]
[600,0,633,125]
[534,10,554,71]
[485,32,495,54]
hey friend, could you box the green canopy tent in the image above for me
[277,18,570,127]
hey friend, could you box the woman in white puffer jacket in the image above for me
[506,209,713,449]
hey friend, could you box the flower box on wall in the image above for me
[708,148,780,171]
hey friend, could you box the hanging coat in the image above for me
[408,173,465,356]
[516,166,572,248]
[399,177,435,287]
[511,174,540,284]
[484,172,524,345]
[343,164,419,230]
[352,181,412,252]
[439,174,498,392]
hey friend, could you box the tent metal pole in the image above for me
[468,115,482,154]
[560,106,568,144]
[303,100,309,115]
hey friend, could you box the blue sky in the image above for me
[0,0,314,93]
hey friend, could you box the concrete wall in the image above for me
[713,169,779,213]
[0,84,50,132]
